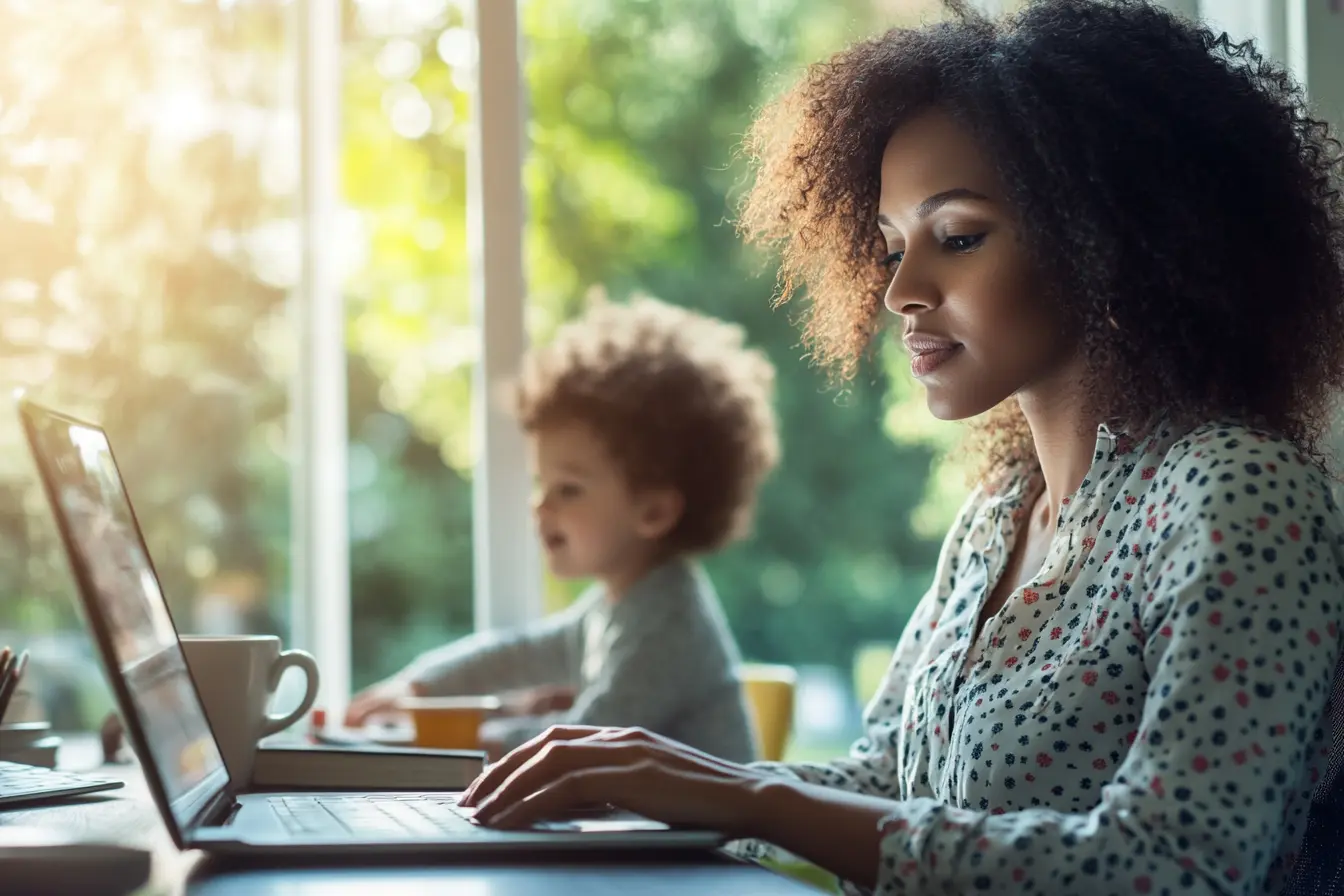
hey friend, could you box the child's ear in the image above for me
[634,488,684,541]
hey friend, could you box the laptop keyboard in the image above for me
[269,793,485,839]
[0,760,124,808]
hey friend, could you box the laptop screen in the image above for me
[20,401,230,834]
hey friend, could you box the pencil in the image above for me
[0,649,27,723]
[0,649,12,705]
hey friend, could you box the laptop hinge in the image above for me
[196,786,240,830]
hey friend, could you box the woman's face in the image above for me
[878,110,1077,420]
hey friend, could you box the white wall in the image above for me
[1193,0,1344,139]
[1155,0,1200,20]
[1288,0,1344,135]
[1199,0,1288,64]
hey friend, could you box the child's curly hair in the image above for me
[739,0,1344,478]
[513,296,779,555]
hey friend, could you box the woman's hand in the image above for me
[459,725,780,839]
[344,676,425,727]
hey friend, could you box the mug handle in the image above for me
[261,648,321,737]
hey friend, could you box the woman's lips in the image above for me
[909,345,960,376]
[904,334,962,377]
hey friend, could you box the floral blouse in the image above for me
[752,421,1344,895]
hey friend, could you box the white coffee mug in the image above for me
[179,635,319,786]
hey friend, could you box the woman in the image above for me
[461,2,1344,893]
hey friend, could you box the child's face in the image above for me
[529,420,679,587]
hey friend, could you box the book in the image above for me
[0,735,61,770]
[249,743,485,791]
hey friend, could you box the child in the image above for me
[345,296,778,763]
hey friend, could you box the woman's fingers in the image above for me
[473,734,660,819]
[476,758,763,838]
[463,728,773,839]
[459,725,608,806]
[478,760,656,828]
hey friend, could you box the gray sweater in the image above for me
[402,558,758,763]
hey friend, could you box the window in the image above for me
[0,0,298,729]
[341,0,481,687]
[339,0,964,754]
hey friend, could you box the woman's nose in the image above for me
[883,251,940,316]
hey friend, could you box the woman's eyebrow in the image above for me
[878,188,991,226]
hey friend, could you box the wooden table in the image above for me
[2,757,194,894]
[1,741,823,895]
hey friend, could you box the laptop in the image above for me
[17,397,724,856]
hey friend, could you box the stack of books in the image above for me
[0,646,57,767]
[0,721,60,769]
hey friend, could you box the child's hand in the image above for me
[498,684,577,717]
[527,684,577,714]
[345,676,425,727]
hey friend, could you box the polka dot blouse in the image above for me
[751,421,1344,895]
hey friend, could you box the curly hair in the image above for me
[513,296,779,555]
[740,0,1344,477]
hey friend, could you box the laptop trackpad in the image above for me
[527,806,672,833]
[529,817,671,833]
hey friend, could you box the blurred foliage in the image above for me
[0,0,296,636]
[0,0,969,727]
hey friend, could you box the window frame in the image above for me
[293,0,350,714]
[292,0,540,717]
